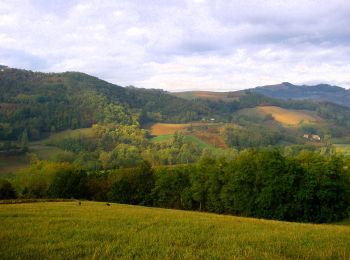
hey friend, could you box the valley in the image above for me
[0,67,349,225]
[2,1,350,259]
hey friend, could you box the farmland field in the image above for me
[150,123,190,135]
[150,122,228,149]
[0,201,349,259]
[257,106,321,126]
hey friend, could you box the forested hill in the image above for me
[0,66,219,141]
[250,82,350,108]
[2,66,350,143]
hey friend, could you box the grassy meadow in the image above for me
[0,201,349,259]
[257,106,321,126]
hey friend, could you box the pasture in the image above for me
[43,127,95,145]
[257,106,321,126]
[0,201,349,259]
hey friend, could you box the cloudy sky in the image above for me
[1,0,350,91]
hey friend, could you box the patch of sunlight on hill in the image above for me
[258,106,322,126]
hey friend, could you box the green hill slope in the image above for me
[0,201,349,259]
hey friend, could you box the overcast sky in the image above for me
[1,0,350,91]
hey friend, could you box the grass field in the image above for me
[334,144,350,156]
[256,106,321,126]
[0,201,349,259]
[43,127,94,144]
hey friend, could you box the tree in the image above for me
[0,180,17,199]
[48,168,89,199]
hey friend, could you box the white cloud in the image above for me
[0,0,350,90]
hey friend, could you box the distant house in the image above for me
[311,134,321,141]
[210,118,215,121]
[303,133,321,141]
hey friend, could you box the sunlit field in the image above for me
[258,106,321,126]
[0,201,349,259]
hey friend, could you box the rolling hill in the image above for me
[0,201,349,259]
[2,65,350,171]
[251,82,350,108]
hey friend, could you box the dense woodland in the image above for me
[1,67,350,223]
[1,149,349,223]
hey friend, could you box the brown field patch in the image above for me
[150,123,190,136]
[149,122,220,136]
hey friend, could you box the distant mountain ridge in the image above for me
[250,82,350,108]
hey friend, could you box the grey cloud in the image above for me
[1,0,350,90]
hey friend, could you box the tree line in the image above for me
[1,149,349,223]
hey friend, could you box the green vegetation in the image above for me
[335,144,350,156]
[3,149,349,223]
[0,154,28,174]
[151,134,173,142]
[1,67,350,219]
[0,201,349,259]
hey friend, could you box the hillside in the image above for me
[251,82,350,108]
[0,66,216,142]
[172,90,243,102]
[2,66,350,171]
[2,66,350,144]
[0,201,349,259]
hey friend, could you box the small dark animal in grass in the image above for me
[78,201,81,206]
[106,203,110,206]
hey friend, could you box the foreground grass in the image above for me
[0,202,349,259]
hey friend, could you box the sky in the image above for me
[1,0,350,91]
